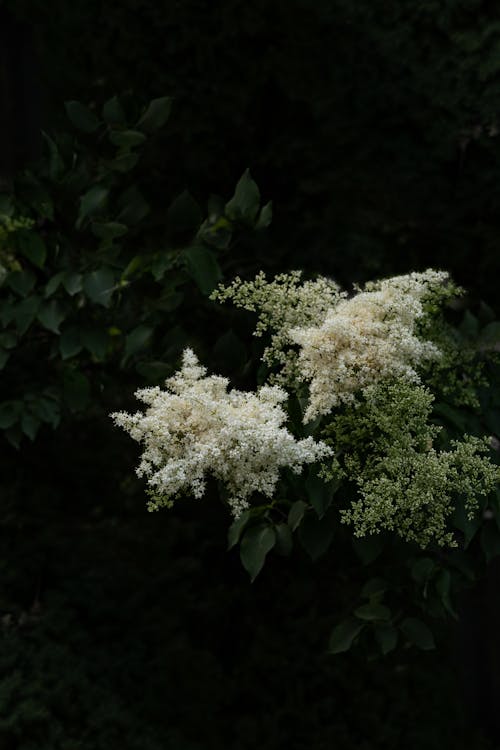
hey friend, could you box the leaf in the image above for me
[480,522,500,562]
[77,186,109,228]
[0,400,22,429]
[21,412,40,441]
[0,350,9,370]
[400,618,435,650]
[354,603,391,622]
[352,534,384,564]
[102,95,126,126]
[116,186,150,225]
[109,129,147,148]
[226,169,261,223]
[31,394,60,427]
[41,132,65,179]
[183,245,222,295]
[411,557,435,584]
[274,523,293,556]
[7,271,36,297]
[59,326,82,359]
[81,327,108,360]
[298,510,335,560]
[124,325,153,358]
[288,500,307,531]
[63,272,83,296]
[479,321,500,348]
[375,624,398,655]
[83,269,115,307]
[109,153,140,173]
[17,231,47,268]
[328,618,364,655]
[227,510,251,550]
[14,296,41,335]
[240,525,276,581]
[305,470,336,519]
[45,272,65,297]
[38,301,65,334]
[361,577,388,598]
[65,100,100,133]
[91,222,128,242]
[136,96,172,132]
[166,191,202,244]
[255,201,273,229]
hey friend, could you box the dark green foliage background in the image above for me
[2,1,500,747]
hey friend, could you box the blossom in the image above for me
[289,270,451,421]
[111,348,332,517]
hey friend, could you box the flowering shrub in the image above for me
[114,268,500,626]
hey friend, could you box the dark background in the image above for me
[1,2,500,748]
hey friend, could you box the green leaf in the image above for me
[274,523,293,556]
[102,95,126,126]
[77,186,109,228]
[7,270,36,297]
[166,191,202,243]
[0,350,9,370]
[17,231,47,268]
[21,412,40,441]
[375,624,398,655]
[480,522,500,562]
[435,569,457,618]
[361,577,388,599]
[255,201,273,229]
[116,186,150,225]
[63,272,83,296]
[288,500,307,531]
[31,394,60,427]
[59,326,82,359]
[227,510,251,550]
[109,152,140,173]
[38,301,65,334]
[83,269,115,307]
[81,327,108,360]
[298,510,335,561]
[109,129,147,148]
[354,603,391,622]
[91,221,128,242]
[479,321,500,348]
[136,96,172,132]
[124,325,153,358]
[41,132,65,179]
[240,525,276,582]
[0,400,22,429]
[183,246,222,295]
[14,296,41,335]
[63,369,91,412]
[0,331,17,349]
[45,272,65,297]
[305,470,336,519]
[411,557,435,584]
[328,618,364,655]
[400,618,435,650]
[65,100,100,133]
[352,534,384,564]
[226,169,261,223]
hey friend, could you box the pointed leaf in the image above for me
[328,618,364,655]
[65,100,100,133]
[240,525,276,581]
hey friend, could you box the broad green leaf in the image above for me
[17,231,46,268]
[83,269,115,307]
[109,129,147,148]
[77,186,109,228]
[45,272,65,297]
[59,326,82,359]
[15,296,41,335]
[400,617,435,650]
[240,525,276,581]
[375,624,398,655]
[38,301,65,334]
[109,152,140,173]
[0,400,22,429]
[125,325,153,358]
[274,523,293,556]
[328,618,364,655]
[21,412,40,441]
[166,191,202,243]
[0,331,16,349]
[91,222,128,241]
[361,577,388,599]
[30,394,60,427]
[288,500,307,531]
[116,186,150,225]
[226,169,260,223]
[183,245,222,295]
[136,96,172,132]
[7,270,36,297]
[354,603,391,622]
[227,510,251,550]
[102,95,126,125]
[81,327,108,360]
[255,201,273,229]
[63,272,83,296]
[298,510,334,560]
[65,100,100,133]
[305,470,336,519]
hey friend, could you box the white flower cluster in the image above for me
[290,270,450,421]
[111,349,331,517]
[212,270,343,384]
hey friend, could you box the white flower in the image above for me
[111,349,332,516]
[290,270,450,421]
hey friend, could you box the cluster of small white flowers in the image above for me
[290,270,451,422]
[211,271,344,384]
[111,348,332,517]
